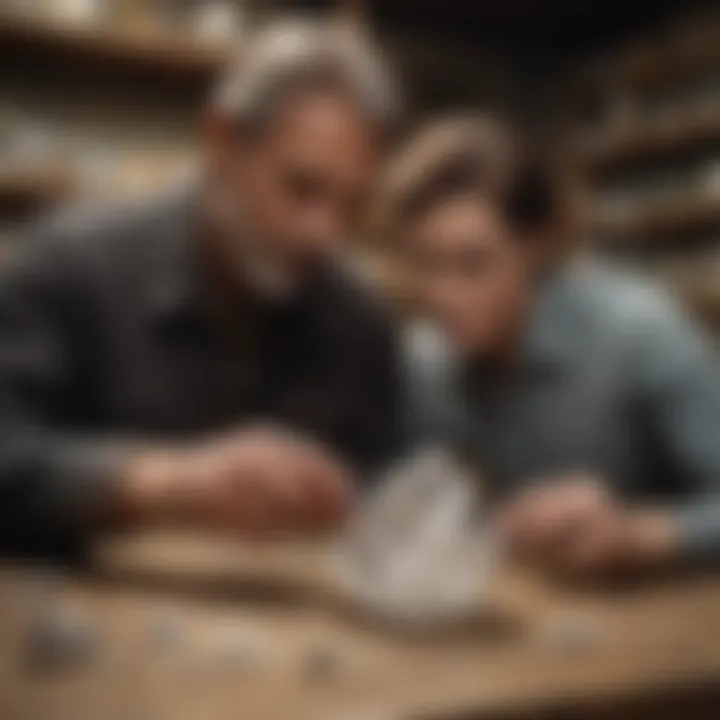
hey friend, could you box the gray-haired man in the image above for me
[0,20,401,556]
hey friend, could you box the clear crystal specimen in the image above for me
[334,448,497,626]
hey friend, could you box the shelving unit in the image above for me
[659,265,720,326]
[0,5,241,234]
[567,7,720,328]
[0,11,228,78]
[0,167,75,217]
[686,286,720,325]
[598,194,720,243]
[620,29,720,92]
[584,109,720,173]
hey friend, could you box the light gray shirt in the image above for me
[405,259,720,559]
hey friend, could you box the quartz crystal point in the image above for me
[335,448,496,626]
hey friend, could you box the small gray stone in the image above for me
[17,567,65,609]
[303,646,340,680]
[148,614,183,652]
[25,608,97,671]
[543,616,600,654]
[215,637,259,669]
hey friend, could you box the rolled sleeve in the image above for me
[0,425,138,553]
[37,436,134,531]
[674,500,720,559]
[633,291,720,559]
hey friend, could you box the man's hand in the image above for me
[118,426,355,538]
[494,474,678,576]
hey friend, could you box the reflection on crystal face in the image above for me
[335,448,497,626]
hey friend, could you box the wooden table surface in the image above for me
[1,532,720,720]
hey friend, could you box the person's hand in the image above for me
[118,426,355,538]
[493,474,678,576]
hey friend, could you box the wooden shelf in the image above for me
[654,264,720,325]
[0,12,229,78]
[615,9,720,92]
[585,110,720,172]
[677,283,720,324]
[0,168,76,217]
[621,37,720,91]
[598,194,720,241]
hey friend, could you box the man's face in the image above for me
[206,92,379,296]
[406,196,534,356]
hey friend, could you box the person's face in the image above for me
[205,91,379,296]
[406,195,534,357]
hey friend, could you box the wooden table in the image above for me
[1,533,719,720]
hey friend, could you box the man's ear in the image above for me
[201,110,244,178]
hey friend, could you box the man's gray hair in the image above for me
[212,18,399,128]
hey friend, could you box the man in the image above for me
[385,116,720,576]
[0,20,401,556]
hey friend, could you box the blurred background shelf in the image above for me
[0,2,234,228]
[597,195,720,243]
[0,167,76,219]
[585,110,720,173]
[2,0,720,334]
[687,287,720,324]
[621,29,720,91]
[564,4,720,327]
[0,11,229,78]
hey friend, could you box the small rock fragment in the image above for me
[215,634,259,669]
[303,646,340,680]
[149,612,183,652]
[25,607,97,672]
[543,616,600,654]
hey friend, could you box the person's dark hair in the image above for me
[379,115,567,239]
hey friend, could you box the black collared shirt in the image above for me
[0,191,400,554]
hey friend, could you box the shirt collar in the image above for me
[144,188,337,334]
[145,184,207,330]
[522,261,586,370]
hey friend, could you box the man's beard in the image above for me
[234,239,299,301]
[208,189,300,301]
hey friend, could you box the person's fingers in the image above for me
[494,482,550,541]
[496,477,612,562]
[294,443,355,530]
[496,483,566,555]
[521,487,571,551]
[226,438,348,536]
[193,428,356,537]
[205,455,264,534]
[562,522,618,573]
[181,448,237,527]
[268,445,323,533]
[202,440,286,537]
[245,446,309,536]
[556,507,629,574]
[531,480,609,553]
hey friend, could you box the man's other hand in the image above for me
[118,426,355,538]
[494,474,678,576]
